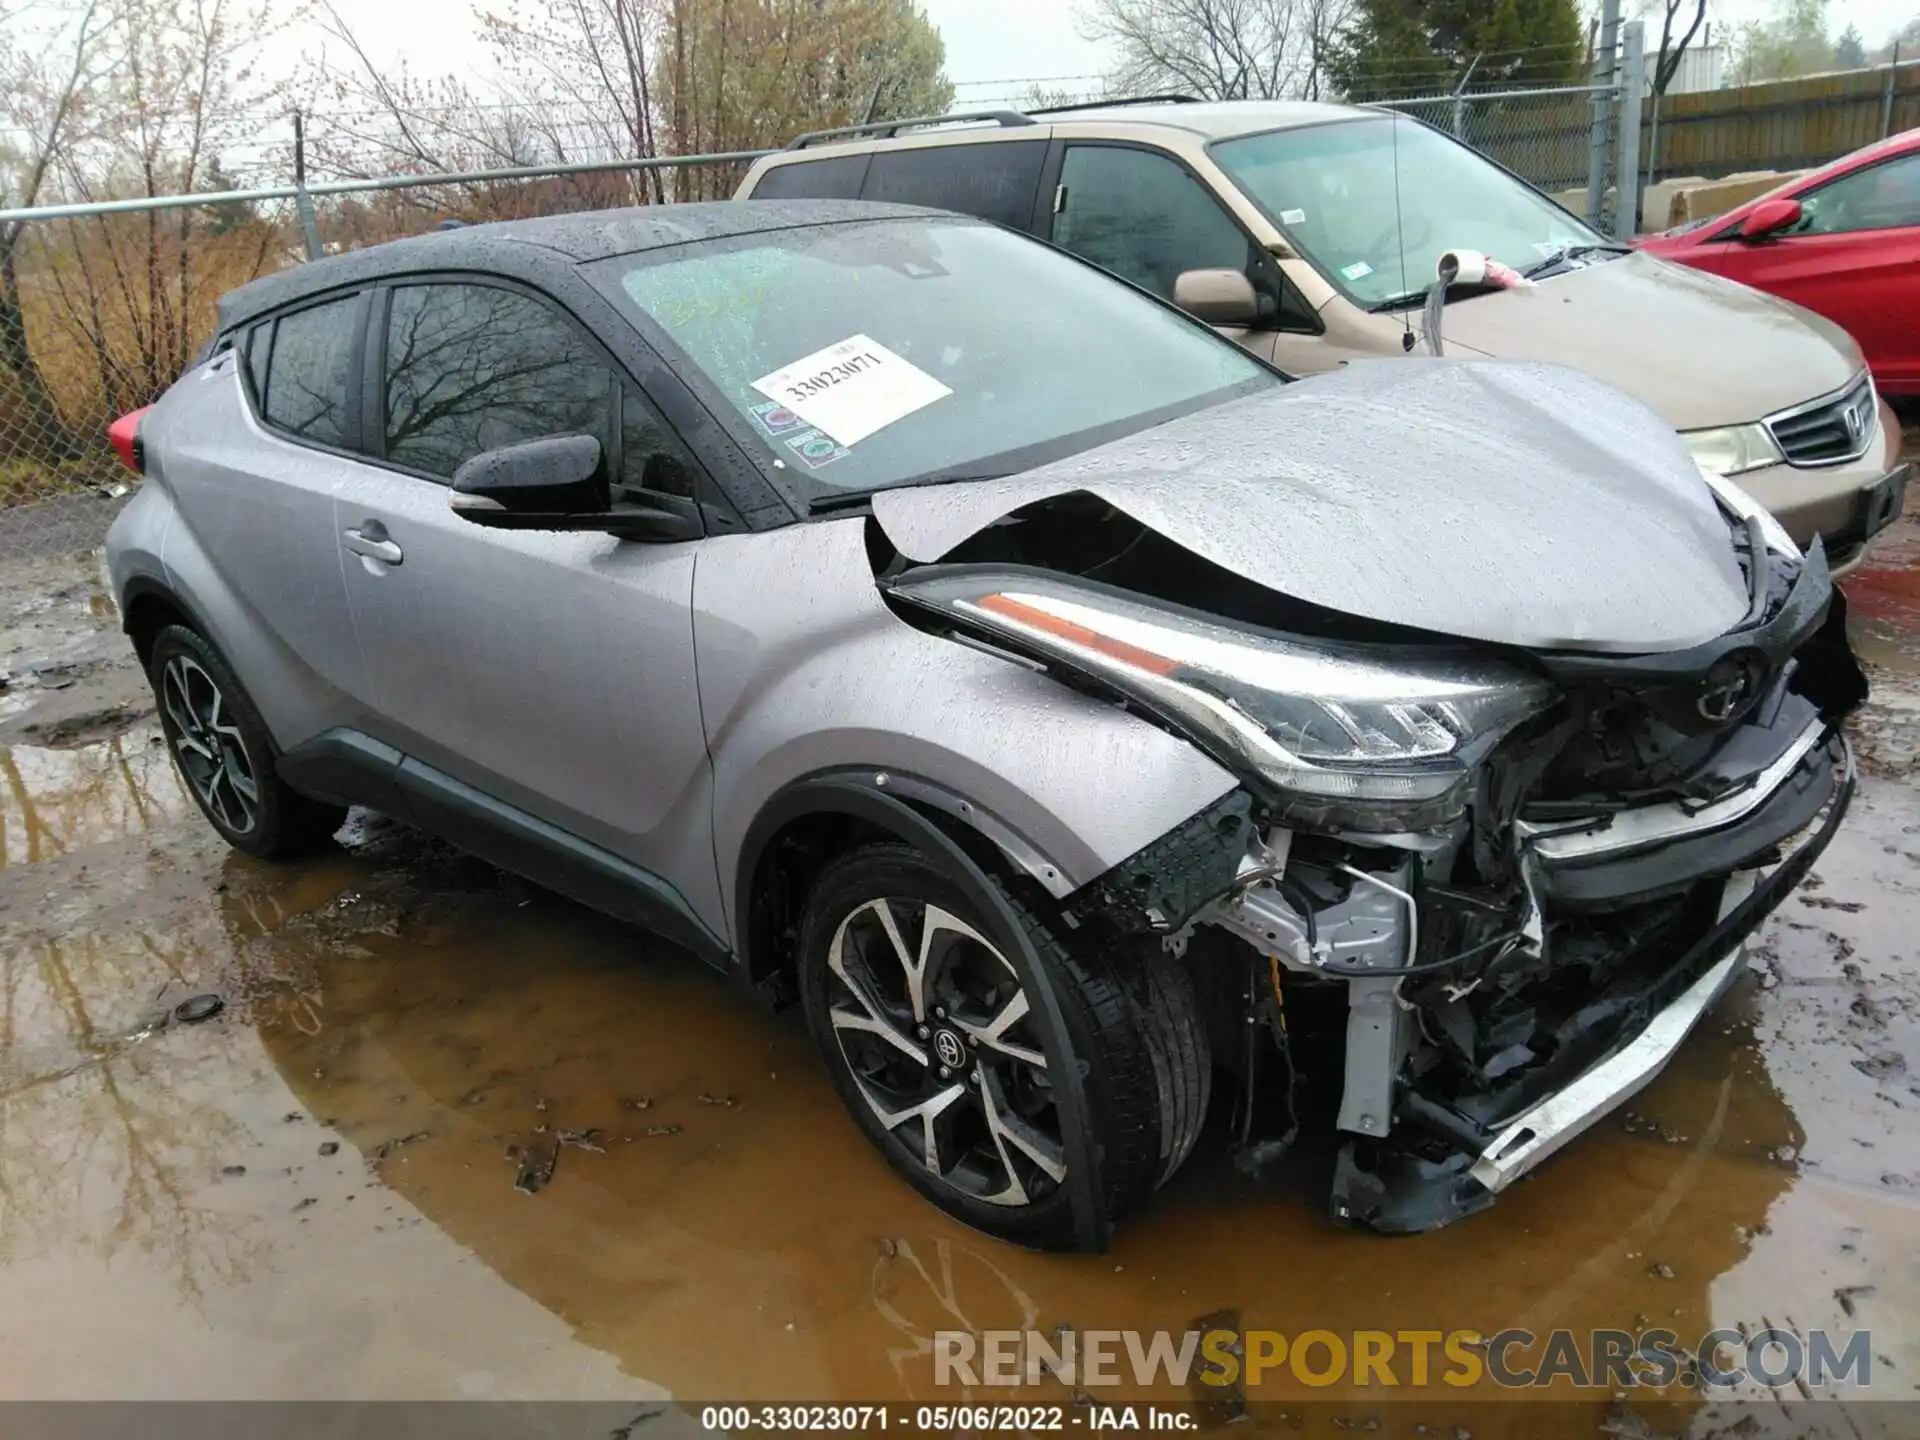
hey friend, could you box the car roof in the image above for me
[770,98,1377,161]
[1048,98,1375,138]
[215,198,932,334]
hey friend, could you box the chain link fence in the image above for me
[1372,84,1623,214]
[1369,19,1649,236]
[0,152,762,561]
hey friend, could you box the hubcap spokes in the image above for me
[161,656,258,835]
[826,898,1066,1206]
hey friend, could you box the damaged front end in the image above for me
[873,473,1866,1234]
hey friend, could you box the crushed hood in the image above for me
[871,359,1750,655]
[1434,251,1862,428]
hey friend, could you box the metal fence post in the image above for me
[1885,43,1903,138]
[292,110,324,263]
[1586,0,1622,228]
[1451,53,1481,138]
[1614,23,1646,239]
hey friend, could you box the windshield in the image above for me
[593,217,1275,501]
[1212,117,1608,307]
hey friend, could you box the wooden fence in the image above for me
[1649,62,1920,180]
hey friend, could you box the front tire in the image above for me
[147,624,346,859]
[797,841,1206,1249]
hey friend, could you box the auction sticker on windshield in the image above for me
[752,335,951,447]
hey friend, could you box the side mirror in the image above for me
[1738,197,1802,241]
[450,434,608,524]
[1173,268,1260,328]
[449,434,703,542]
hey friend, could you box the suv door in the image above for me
[1044,142,1318,363]
[334,277,718,906]
[162,292,374,732]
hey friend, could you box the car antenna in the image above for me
[1390,112,1416,353]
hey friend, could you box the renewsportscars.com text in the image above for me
[933,1326,1874,1392]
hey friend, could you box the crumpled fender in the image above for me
[695,519,1241,951]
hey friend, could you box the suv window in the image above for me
[382,282,614,480]
[259,295,360,446]
[860,141,1047,229]
[751,153,870,200]
[1051,144,1310,330]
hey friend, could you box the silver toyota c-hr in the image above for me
[105,200,1867,1251]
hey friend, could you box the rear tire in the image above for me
[796,841,1207,1249]
[147,624,346,859]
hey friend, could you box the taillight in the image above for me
[107,405,152,474]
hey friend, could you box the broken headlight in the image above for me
[893,571,1556,831]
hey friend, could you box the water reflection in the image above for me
[0,923,260,1301]
[0,725,184,866]
[235,838,1806,1424]
[0,706,1893,1416]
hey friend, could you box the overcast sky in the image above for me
[268,0,1919,100]
[260,0,1116,103]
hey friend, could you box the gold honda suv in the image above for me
[738,97,1908,572]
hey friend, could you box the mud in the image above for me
[1,461,1918,1434]
[0,553,151,750]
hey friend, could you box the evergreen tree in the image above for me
[1329,0,1588,102]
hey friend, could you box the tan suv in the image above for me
[737,97,1908,571]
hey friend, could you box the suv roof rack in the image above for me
[785,110,1038,150]
[1023,93,1201,114]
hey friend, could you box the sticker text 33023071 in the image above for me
[751,334,952,448]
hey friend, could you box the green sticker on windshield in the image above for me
[783,427,850,469]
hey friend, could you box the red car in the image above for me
[1639,128,1920,397]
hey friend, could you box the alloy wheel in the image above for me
[160,654,260,835]
[825,897,1066,1206]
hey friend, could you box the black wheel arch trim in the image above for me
[119,574,210,649]
[735,770,1110,1250]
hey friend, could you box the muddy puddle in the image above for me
[0,532,1916,1433]
[0,723,185,866]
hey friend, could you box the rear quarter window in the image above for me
[258,294,361,447]
[748,153,871,199]
[861,140,1047,229]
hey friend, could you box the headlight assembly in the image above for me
[1681,423,1782,477]
[1694,463,1801,560]
[891,571,1557,832]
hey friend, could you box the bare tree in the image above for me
[479,0,668,203]
[1080,0,1329,100]
[1299,0,1355,100]
[655,0,953,200]
[32,0,289,415]
[0,0,112,462]
[302,1,645,228]
[1652,0,1709,97]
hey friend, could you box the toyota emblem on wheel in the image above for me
[933,1029,967,1070]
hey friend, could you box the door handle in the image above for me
[343,523,404,565]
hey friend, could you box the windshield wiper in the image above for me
[1368,288,1437,313]
[807,490,879,514]
[807,469,1014,514]
[1521,242,1632,279]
